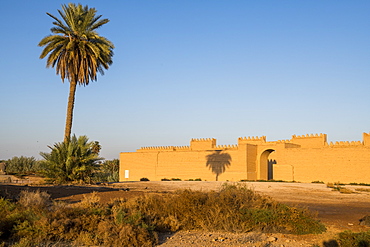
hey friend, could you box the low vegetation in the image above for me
[336,230,370,246]
[311,180,325,184]
[124,184,326,235]
[327,183,355,194]
[349,182,370,186]
[185,178,202,181]
[161,178,182,181]
[313,230,370,247]
[4,156,41,175]
[355,188,370,192]
[0,184,326,246]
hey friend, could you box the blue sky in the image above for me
[1,1,370,160]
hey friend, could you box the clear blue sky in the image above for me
[1,1,370,160]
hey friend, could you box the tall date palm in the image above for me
[39,3,114,142]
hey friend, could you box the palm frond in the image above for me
[39,3,114,85]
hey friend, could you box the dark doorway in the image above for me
[259,149,275,180]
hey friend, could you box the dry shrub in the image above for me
[360,215,370,226]
[113,183,325,235]
[42,199,156,246]
[18,190,50,209]
[338,187,354,194]
[93,220,157,247]
[327,183,355,194]
[0,192,158,246]
[78,191,101,208]
[356,188,370,192]
[1,184,325,246]
[326,182,335,188]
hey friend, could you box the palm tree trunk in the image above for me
[64,80,77,142]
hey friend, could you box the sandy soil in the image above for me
[1,181,370,246]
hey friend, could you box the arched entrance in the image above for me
[259,149,276,180]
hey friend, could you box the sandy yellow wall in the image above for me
[120,134,370,184]
[119,152,158,181]
[120,148,248,181]
[277,146,370,183]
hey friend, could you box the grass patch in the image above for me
[0,185,326,246]
[327,183,355,194]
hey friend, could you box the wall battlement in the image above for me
[291,133,327,148]
[190,138,216,150]
[238,136,266,145]
[138,146,175,152]
[191,138,216,142]
[292,133,326,138]
[136,133,367,151]
[363,132,370,146]
[215,144,238,150]
[174,146,191,150]
[327,141,363,147]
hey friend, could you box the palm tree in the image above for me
[40,135,103,183]
[39,3,114,142]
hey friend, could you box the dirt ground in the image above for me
[1,181,370,246]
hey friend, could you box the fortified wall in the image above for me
[119,133,370,183]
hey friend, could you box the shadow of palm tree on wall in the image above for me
[206,151,232,181]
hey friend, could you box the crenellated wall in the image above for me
[120,132,370,183]
[238,136,266,145]
[190,138,216,150]
[291,133,327,148]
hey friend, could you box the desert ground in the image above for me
[1,181,370,246]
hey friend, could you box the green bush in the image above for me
[337,230,370,247]
[140,178,150,181]
[5,156,40,175]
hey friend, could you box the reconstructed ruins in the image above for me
[119,133,370,183]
